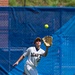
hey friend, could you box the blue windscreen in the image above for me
[0,7,75,75]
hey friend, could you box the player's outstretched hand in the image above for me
[42,36,53,47]
[13,61,19,66]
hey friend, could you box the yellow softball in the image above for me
[44,24,49,29]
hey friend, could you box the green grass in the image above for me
[9,0,75,7]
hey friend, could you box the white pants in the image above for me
[24,64,38,75]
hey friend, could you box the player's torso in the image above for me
[27,47,43,66]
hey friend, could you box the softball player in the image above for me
[13,37,49,75]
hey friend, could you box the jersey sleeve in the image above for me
[39,48,45,55]
[22,48,30,57]
[41,49,45,54]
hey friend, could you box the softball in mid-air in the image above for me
[44,24,49,29]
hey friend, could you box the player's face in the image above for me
[35,40,41,46]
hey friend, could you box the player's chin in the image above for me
[38,43,41,46]
[36,44,41,47]
[37,43,41,45]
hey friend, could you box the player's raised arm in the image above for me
[41,36,53,56]
[40,46,49,57]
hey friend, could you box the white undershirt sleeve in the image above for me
[23,48,30,57]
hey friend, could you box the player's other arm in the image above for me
[13,55,24,66]
[13,48,29,66]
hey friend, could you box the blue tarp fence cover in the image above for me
[0,7,75,75]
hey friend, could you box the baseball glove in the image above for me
[42,36,53,47]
